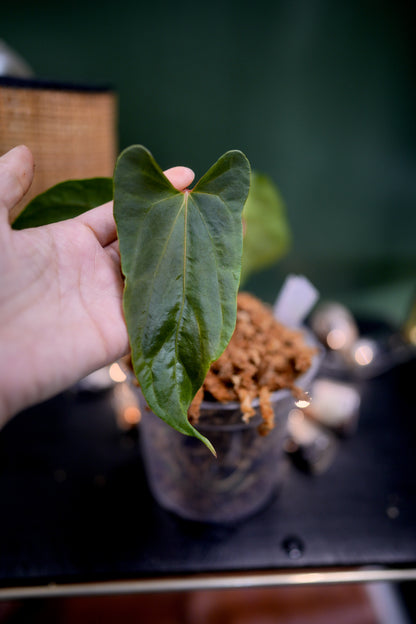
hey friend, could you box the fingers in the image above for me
[105,238,121,266]
[75,166,196,248]
[74,201,116,247]
[0,146,34,221]
[164,166,195,190]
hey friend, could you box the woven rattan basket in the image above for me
[0,77,117,222]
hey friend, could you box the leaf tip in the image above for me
[205,438,217,457]
[190,425,217,457]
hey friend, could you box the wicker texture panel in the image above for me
[0,84,117,222]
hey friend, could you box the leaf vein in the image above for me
[173,193,188,384]
[193,191,234,220]
[188,194,225,349]
[139,196,186,352]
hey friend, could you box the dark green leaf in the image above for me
[114,145,250,453]
[241,172,291,284]
[12,178,113,229]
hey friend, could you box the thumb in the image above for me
[0,145,34,223]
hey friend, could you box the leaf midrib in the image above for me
[136,193,186,359]
[173,191,189,388]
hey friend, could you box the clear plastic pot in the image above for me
[137,331,322,524]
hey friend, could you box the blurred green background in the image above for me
[2,0,415,325]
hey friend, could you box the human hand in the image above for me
[0,145,195,426]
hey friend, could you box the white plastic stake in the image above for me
[273,274,319,327]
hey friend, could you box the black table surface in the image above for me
[1,352,416,591]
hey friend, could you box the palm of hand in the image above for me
[1,211,128,417]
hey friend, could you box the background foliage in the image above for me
[2,0,415,324]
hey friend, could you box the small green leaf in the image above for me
[114,145,250,453]
[241,172,291,284]
[12,178,113,229]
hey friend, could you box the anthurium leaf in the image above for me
[241,171,291,284]
[12,178,113,229]
[114,145,250,453]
